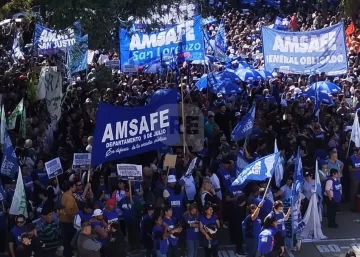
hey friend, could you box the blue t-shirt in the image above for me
[183,214,200,240]
[200,214,218,246]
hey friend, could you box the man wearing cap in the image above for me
[102,199,118,224]
[163,175,177,201]
[89,209,109,244]
[213,93,225,108]
[40,208,61,257]
[324,169,342,228]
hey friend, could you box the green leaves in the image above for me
[47,0,182,48]
[0,0,32,19]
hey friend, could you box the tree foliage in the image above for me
[46,0,184,48]
[340,0,359,20]
[0,0,32,19]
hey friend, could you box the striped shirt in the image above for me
[39,221,60,251]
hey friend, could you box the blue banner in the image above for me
[119,16,205,70]
[1,130,19,178]
[67,34,88,75]
[215,18,227,53]
[232,152,280,189]
[236,153,249,177]
[262,23,348,75]
[231,105,255,142]
[91,89,180,167]
[33,22,80,55]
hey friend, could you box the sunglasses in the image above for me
[17,220,25,224]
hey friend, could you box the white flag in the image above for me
[351,114,360,147]
[0,105,5,145]
[274,139,284,187]
[7,98,24,130]
[9,168,28,218]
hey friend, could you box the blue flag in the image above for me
[232,152,280,189]
[261,23,347,75]
[67,34,88,75]
[91,89,180,167]
[119,16,205,70]
[0,178,6,202]
[215,18,227,53]
[236,153,249,177]
[273,16,289,30]
[1,130,19,178]
[33,21,82,55]
[292,147,304,206]
[231,105,255,142]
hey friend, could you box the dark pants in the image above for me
[61,222,76,257]
[246,238,258,257]
[167,245,178,257]
[325,198,338,226]
[119,219,127,237]
[204,244,219,257]
[301,198,310,217]
[127,223,139,251]
[146,248,157,257]
[43,249,57,257]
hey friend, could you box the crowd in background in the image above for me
[0,1,358,257]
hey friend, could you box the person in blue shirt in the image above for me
[89,209,109,245]
[167,184,187,223]
[257,215,284,257]
[119,185,142,254]
[103,198,119,224]
[325,169,342,228]
[152,214,169,257]
[9,214,27,257]
[162,205,182,257]
[32,159,49,198]
[199,205,220,257]
[21,165,34,198]
[252,188,273,221]
[183,203,200,257]
[74,204,93,230]
[348,147,360,212]
[243,203,263,257]
[268,201,291,243]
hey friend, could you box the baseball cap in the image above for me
[144,204,154,212]
[217,93,223,97]
[167,175,176,183]
[235,112,241,117]
[92,209,103,217]
[106,199,116,205]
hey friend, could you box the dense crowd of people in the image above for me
[0,1,359,257]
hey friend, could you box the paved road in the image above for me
[290,208,360,257]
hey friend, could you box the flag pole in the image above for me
[262,177,272,201]
[180,77,186,155]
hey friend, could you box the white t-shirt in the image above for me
[180,175,196,201]
[207,174,222,200]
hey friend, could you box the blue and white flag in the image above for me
[33,21,81,55]
[231,105,255,142]
[232,152,280,189]
[261,23,347,75]
[215,18,227,53]
[350,114,360,147]
[274,139,284,187]
[67,34,88,74]
[91,89,180,167]
[1,130,19,178]
[236,152,249,177]
[292,147,304,205]
[273,16,289,30]
[12,32,24,62]
[119,16,205,70]
[0,178,6,202]
[202,17,217,25]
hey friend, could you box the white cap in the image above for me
[235,112,241,117]
[217,93,223,97]
[92,209,103,217]
[167,175,176,183]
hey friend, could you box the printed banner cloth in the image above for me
[262,23,348,75]
[91,89,180,167]
[119,15,204,71]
